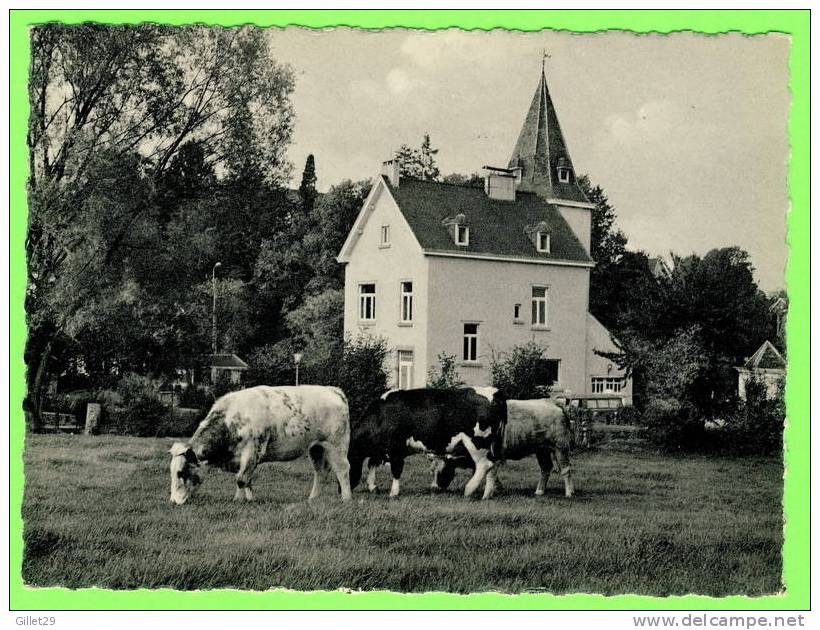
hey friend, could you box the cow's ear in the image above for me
[184,448,199,466]
[169,442,189,457]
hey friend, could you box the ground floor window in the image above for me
[591,377,624,393]
[398,350,414,389]
[463,323,479,362]
[534,359,560,386]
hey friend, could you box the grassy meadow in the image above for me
[21,434,783,595]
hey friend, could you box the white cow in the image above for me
[169,385,352,505]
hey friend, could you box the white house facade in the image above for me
[337,69,631,401]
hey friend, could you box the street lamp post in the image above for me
[293,353,303,386]
[212,262,222,355]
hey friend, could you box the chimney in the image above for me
[482,165,516,201]
[381,158,400,188]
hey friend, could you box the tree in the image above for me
[442,172,484,187]
[395,134,440,181]
[298,154,318,215]
[577,175,629,322]
[25,25,296,430]
[661,247,776,413]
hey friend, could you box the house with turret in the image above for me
[337,69,631,401]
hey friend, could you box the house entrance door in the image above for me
[398,350,414,390]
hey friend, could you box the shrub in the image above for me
[115,373,161,405]
[335,335,390,422]
[95,388,123,410]
[246,340,298,387]
[176,385,212,410]
[490,341,551,399]
[105,397,168,437]
[721,376,784,455]
[211,371,244,400]
[616,405,641,426]
[642,397,704,450]
[154,407,207,438]
[427,352,464,389]
[98,373,168,436]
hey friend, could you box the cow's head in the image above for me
[169,442,201,505]
[474,390,508,456]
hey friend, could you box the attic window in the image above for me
[536,232,550,253]
[380,225,391,247]
[456,225,469,246]
[557,167,570,183]
[525,221,552,253]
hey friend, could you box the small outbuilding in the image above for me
[735,340,786,400]
[208,353,249,385]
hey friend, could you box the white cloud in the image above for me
[385,68,414,95]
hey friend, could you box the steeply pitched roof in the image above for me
[743,340,786,370]
[508,71,589,204]
[382,176,593,264]
[208,353,249,370]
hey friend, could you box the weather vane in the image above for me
[542,49,552,72]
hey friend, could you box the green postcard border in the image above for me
[9,9,810,611]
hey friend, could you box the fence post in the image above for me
[85,403,101,435]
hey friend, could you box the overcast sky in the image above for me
[267,29,790,291]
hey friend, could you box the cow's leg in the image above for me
[430,457,448,490]
[553,447,574,498]
[308,444,326,501]
[364,457,379,493]
[449,432,494,498]
[535,448,552,496]
[234,444,258,502]
[324,444,353,502]
[481,466,498,500]
[389,456,405,498]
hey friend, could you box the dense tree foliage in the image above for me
[25,25,296,429]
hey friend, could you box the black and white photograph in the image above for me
[22,24,789,596]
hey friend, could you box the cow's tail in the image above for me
[555,402,576,448]
[489,391,508,462]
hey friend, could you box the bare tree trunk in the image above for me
[26,338,53,433]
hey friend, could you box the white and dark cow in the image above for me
[348,388,507,498]
[441,394,575,500]
[169,385,352,505]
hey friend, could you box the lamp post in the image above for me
[212,262,222,355]
[293,353,303,386]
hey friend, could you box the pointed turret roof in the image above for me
[508,70,589,204]
[743,340,786,370]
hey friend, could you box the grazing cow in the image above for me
[169,385,352,505]
[348,388,506,498]
[441,395,575,500]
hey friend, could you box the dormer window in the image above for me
[456,224,470,246]
[525,221,552,254]
[380,225,391,247]
[557,157,571,183]
[443,213,470,247]
[536,231,550,253]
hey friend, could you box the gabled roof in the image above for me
[743,340,786,370]
[208,353,249,370]
[508,70,590,204]
[382,176,593,264]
